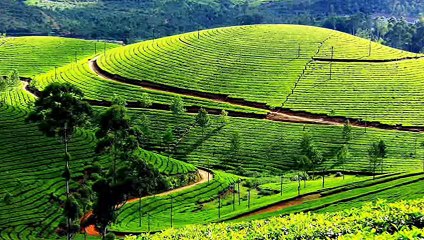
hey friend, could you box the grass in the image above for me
[0,36,118,77]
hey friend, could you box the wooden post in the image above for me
[280,175,283,196]
[232,184,235,211]
[369,38,372,57]
[298,44,301,58]
[94,41,97,54]
[297,174,301,196]
[55,66,57,81]
[218,194,221,219]
[247,189,251,209]
[148,213,151,232]
[238,180,241,205]
[103,42,106,55]
[138,197,142,227]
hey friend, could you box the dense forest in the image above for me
[1,0,424,52]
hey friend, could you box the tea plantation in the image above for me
[1,24,424,239]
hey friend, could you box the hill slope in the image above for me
[94,24,423,126]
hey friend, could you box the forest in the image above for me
[1,0,424,52]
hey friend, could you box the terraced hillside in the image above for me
[127,108,424,174]
[2,24,424,239]
[0,87,199,239]
[0,36,118,76]
[90,24,424,126]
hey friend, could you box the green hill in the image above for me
[91,24,424,126]
[0,36,118,76]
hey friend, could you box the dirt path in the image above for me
[81,169,213,236]
[87,58,424,132]
[236,194,321,220]
[22,81,37,99]
[313,55,424,63]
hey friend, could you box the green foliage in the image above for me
[229,132,241,159]
[126,198,424,239]
[26,82,92,139]
[219,110,229,125]
[139,93,152,108]
[170,96,185,115]
[195,107,210,136]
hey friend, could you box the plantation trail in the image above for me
[21,81,37,99]
[81,169,212,236]
[87,57,424,132]
[237,194,321,220]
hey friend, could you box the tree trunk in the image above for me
[64,126,71,240]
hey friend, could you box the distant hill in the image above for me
[1,0,422,47]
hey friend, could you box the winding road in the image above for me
[81,169,213,236]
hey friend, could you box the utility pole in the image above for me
[297,174,301,196]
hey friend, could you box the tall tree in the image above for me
[378,139,387,173]
[95,97,140,184]
[299,133,323,179]
[26,83,92,239]
[162,127,175,160]
[195,107,210,138]
[229,131,241,162]
[219,110,229,126]
[368,141,380,180]
[170,96,185,115]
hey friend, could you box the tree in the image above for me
[133,114,153,149]
[195,107,210,138]
[95,97,140,184]
[368,141,380,180]
[299,133,323,179]
[26,82,92,239]
[229,132,241,161]
[7,69,19,87]
[170,96,185,115]
[295,155,311,188]
[375,16,389,40]
[337,119,352,180]
[162,127,175,159]
[378,139,387,173]
[219,110,229,126]
[0,69,20,96]
[138,93,152,108]
[336,144,350,180]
